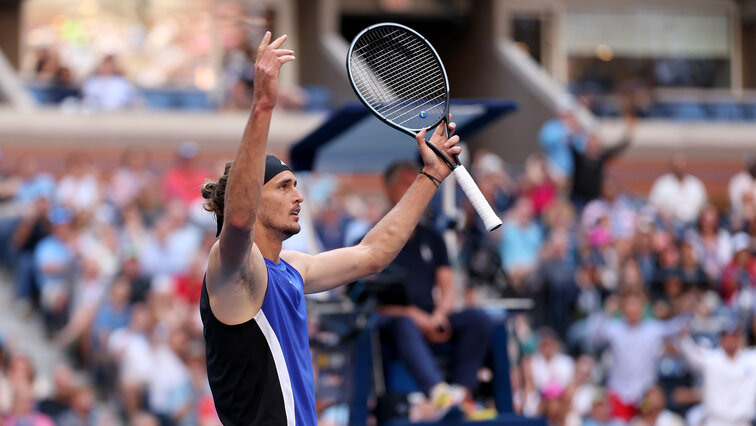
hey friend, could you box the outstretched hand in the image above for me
[254,32,296,110]
[415,115,461,182]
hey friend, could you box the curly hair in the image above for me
[201,161,233,218]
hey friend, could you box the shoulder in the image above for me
[280,249,311,280]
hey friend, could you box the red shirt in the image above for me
[162,165,210,206]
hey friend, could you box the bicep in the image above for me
[287,245,378,294]
[205,241,267,325]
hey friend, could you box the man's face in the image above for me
[721,332,740,357]
[259,171,304,240]
[623,295,643,325]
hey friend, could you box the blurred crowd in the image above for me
[0,103,755,425]
[485,106,756,426]
[0,143,219,425]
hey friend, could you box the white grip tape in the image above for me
[453,165,502,232]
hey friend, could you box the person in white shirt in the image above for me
[590,291,688,422]
[530,327,575,393]
[81,55,137,111]
[728,158,756,225]
[649,155,708,226]
[679,323,756,426]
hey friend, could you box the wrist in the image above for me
[252,99,276,113]
[419,169,442,188]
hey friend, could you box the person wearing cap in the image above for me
[679,321,756,426]
[197,32,462,425]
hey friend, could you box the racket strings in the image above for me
[353,30,445,116]
[350,26,447,130]
[355,30,444,102]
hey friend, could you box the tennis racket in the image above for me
[346,22,502,232]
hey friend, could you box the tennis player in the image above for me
[199,32,462,425]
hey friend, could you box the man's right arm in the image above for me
[206,32,295,323]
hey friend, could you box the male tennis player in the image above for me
[199,32,462,425]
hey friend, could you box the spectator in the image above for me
[11,197,51,308]
[582,178,637,242]
[629,386,684,426]
[107,303,153,417]
[34,207,79,333]
[56,153,101,214]
[37,364,75,419]
[539,228,578,338]
[679,322,756,426]
[538,98,587,186]
[728,157,756,222]
[649,155,708,228]
[512,357,541,417]
[376,161,492,414]
[589,291,688,422]
[161,141,211,207]
[81,55,137,111]
[583,391,624,426]
[521,154,557,216]
[56,384,98,426]
[91,276,132,356]
[684,205,732,284]
[570,119,634,208]
[567,355,600,419]
[500,197,543,293]
[2,382,54,426]
[720,232,756,307]
[147,327,192,424]
[108,146,155,209]
[139,203,202,278]
[530,327,575,394]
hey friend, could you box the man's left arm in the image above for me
[283,123,461,293]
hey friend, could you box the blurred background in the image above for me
[0,0,756,425]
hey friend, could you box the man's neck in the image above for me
[255,227,283,262]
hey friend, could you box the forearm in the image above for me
[222,105,273,231]
[359,174,438,271]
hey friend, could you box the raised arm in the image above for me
[679,335,708,371]
[283,123,462,293]
[205,32,295,324]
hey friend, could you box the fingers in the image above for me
[276,55,296,65]
[444,134,460,149]
[257,33,292,64]
[269,33,288,49]
[256,31,272,62]
[433,121,445,138]
[415,128,427,146]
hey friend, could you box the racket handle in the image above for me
[452,166,502,232]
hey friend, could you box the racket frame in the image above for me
[346,22,502,232]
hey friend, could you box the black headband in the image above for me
[215,154,292,237]
[264,154,291,184]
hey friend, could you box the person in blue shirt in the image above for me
[34,206,77,332]
[538,100,587,186]
[198,32,463,426]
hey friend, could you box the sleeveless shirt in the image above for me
[200,257,316,425]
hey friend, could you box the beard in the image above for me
[278,222,301,240]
